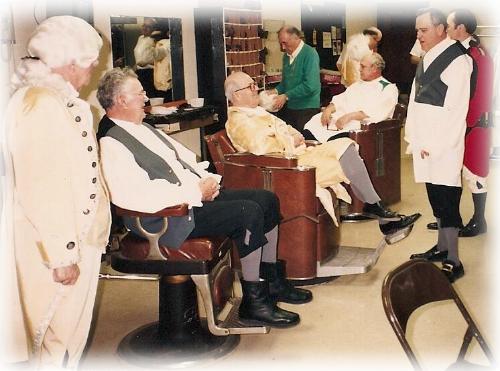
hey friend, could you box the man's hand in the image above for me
[321,104,335,126]
[53,264,80,285]
[293,133,305,147]
[272,94,287,111]
[334,111,368,130]
[334,114,351,130]
[199,177,220,201]
[420,150,430,159]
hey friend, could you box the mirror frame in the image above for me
[110,16,185,101]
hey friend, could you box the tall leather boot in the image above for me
[460,193,487,237]
[239,279,300,328]
[260,260,313,304]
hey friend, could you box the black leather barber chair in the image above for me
[103,203,268,368]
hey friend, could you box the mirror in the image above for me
[110,16,185,103]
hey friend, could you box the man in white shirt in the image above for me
[303,52,398,144]
[97,67,312,328]
[406,8,472,282]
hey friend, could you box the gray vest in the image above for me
[414,42,466,107]
[106,123,199,249]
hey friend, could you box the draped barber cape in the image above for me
[304,76,398,144]
[226,106,354,226]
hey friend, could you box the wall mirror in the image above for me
[110,16,185,103]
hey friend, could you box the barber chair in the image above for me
[341,103,406,221]
[101,204,268,368]
[205,131,389,282]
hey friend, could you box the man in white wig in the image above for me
[2,16,110,368]
[337,27,382,86]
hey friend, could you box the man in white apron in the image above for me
[406,8,472,282]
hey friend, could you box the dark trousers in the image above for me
[188,189,280,258]
[277,107,320,133]
[425,183,463,228]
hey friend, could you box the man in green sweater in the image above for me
[267,25,321,132]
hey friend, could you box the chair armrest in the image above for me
[360,118,402,131]
[224,152,299,168]
[114,204,189,218]
[113,204,189,261]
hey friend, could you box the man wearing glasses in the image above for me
[224,71,420,237]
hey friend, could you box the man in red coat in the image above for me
[427,9,493,237]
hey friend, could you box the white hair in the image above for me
[27,15,102,68]
[346,34,372,61]
[11,15,102,92]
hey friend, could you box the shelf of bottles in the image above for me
[223,5,266,89]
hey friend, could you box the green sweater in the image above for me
[276,43,321,109]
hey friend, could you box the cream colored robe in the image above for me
[3,80,111,367]
[153,38,172,91]
[226,106,355,224]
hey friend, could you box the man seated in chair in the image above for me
[96,67,311,329]
[224,71,420,237]
[302,52,398,144]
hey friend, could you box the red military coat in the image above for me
[464,45,494,177]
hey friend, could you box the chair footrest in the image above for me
[317,239,387,276]
[218,297,270,335]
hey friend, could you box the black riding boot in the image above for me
[260,260,313,304]
[239,280,300,328]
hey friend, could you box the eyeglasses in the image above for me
[234,82,257,93]
[124,90,149,103]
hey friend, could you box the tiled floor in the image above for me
[81,157,498,371]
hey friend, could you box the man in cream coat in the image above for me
[225,71,420,236]
[2,16,111,368]
[407,8,472,282]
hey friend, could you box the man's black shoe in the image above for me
[459,218,487,237]
[410,245,447,262]
[441,260,464,283]
[427,222,438,230]
[428,222,465,232]
[363,202,400,221]
[379,213,421,235]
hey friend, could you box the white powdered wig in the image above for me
[346,34,372,61]
[27,15,102,68]
[259,90,279,112]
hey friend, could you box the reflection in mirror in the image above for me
[110,16,185,103]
